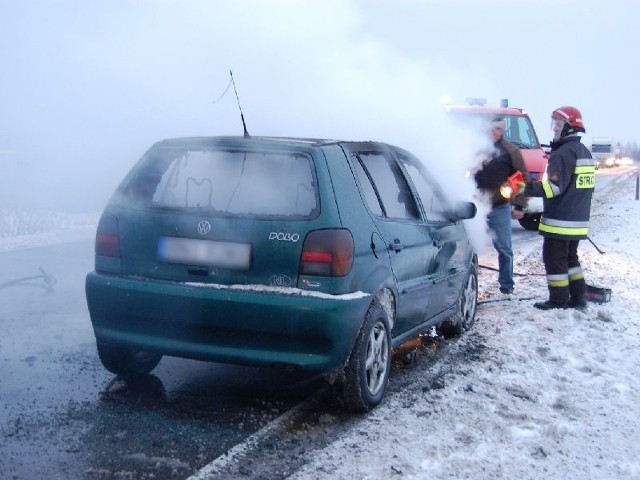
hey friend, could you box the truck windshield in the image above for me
[591,143,612,153]
[450,112,541,149]
[502,115,540,149]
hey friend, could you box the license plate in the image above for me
[158,236,251,270]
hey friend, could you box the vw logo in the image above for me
[196,220,211,235]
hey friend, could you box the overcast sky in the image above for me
[1,0,637,211]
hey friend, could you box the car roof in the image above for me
[152,136,350,149]
[446,105,528,116]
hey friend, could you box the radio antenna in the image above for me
[229,70,250,138]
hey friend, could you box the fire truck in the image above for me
[447,100,549,231]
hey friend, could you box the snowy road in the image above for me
[194,165,640,479]
[0,166,637,479]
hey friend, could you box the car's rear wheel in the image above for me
[97,342,162,379]
[438,264,478,338]
[518,213,540,231]
[338,304,391,413]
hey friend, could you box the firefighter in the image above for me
[518,106,596,310]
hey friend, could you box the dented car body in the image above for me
[85,136,478,411]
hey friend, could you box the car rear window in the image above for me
[120,147,318,218]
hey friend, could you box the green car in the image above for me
[85,136,477,412]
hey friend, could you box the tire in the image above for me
[438,264,478,339]
[97,342,162,379]
[338,304,392,413]
[518,213,540,231]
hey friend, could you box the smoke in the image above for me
[0,0,494,248]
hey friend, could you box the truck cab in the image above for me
[447,105,549,231]
[590,136,615,168]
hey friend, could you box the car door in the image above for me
[395,149,470,312]
[348,144,440,335]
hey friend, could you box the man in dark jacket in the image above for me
[474,117,531,294]
[519,106,595,310]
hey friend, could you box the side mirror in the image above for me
[448,201,476,221]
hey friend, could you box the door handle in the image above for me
[389,239,404,252]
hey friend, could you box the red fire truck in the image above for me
[447,102,548,231]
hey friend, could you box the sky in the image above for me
[1,0,639,213]
[191,167,640,479]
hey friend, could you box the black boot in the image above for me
[567,296,587,309]
[568,278,588,310]
[538,285,569,310]
[534,300,568,310]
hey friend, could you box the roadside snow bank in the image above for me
[0,208,99,252]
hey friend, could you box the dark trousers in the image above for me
[542,237,587,305]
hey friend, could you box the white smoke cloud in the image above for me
[0,0,494,248]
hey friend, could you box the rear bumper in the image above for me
[85,272,372,372]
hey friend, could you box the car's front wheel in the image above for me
[97,342,162,379]
[338,304,392,413]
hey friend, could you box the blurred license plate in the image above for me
[158,237,251,270]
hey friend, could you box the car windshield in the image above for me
[119,146,319,218]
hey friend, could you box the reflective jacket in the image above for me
[523,135,595,240]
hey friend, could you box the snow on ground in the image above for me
[0,209,98,252]
[2,168,639,480]
[290,170,640,480]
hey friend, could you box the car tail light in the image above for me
[300,229,354,277]
[95,214,120,257]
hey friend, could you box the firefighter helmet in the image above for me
[551,106,585,133]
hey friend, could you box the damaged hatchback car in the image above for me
[85,136,478,412]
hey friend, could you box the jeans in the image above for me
[487,203,514,291]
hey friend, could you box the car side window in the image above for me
[396,152,450,223]
[352,158,383,216]
[354,152,419,221]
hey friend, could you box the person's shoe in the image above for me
[534,300,568,310]
[499,287,513,295]
[567,297,588,310]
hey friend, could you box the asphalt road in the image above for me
[0,240,322,479]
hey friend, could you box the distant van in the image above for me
[448,105,548,231]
